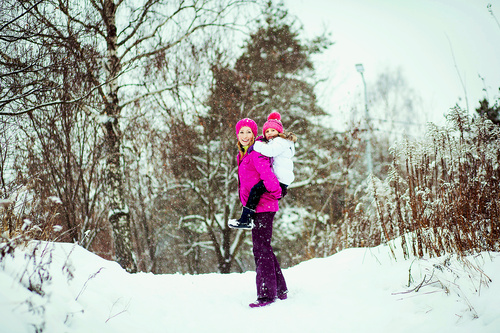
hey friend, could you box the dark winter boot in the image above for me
[249,297,275,308]
[228,207,255,230]
[277,291,288,300]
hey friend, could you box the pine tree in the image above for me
[192,2,344,270]
[234,1,330,133]
[476,96,500,126]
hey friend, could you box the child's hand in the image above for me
[278,187,287,200]
[255,135,266,142]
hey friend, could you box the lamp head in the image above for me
[355,63,364,73]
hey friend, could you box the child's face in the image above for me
[238,126,254,146]
[265,128,279,140]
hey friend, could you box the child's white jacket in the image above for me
[253,137,295,185]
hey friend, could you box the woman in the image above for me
[228,112,296,229]
[234,118,288,308]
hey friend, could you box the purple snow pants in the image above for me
[251,211,288,300]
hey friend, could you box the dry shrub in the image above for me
[370,107,500,258]
[1,178,67,266]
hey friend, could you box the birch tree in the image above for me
[1,0,260,272]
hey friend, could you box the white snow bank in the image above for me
[1,240,499,332]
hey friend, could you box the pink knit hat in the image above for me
[262,112,284,136]
[235,118,258,137]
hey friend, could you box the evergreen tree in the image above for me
[234,1,330,132]
[170,1,349,271]
[476,95,500,126]
[233,2,354,263]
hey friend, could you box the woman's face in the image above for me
[238,126,254,146]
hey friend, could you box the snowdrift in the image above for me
[1,240,499,333]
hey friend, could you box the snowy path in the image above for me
[1,242,500,332]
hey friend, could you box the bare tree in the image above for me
[368,67,425,140]
[1,0,261,272]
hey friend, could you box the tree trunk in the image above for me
[219,227,232,274]
[103,0,137,273]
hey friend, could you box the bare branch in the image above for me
[119,84,177,109]
[0,0,45,36]
[57,0,106,39]
[0,86,58,109]
[120,0,243,66]
[116,0,158,47]
[0,80,107,116]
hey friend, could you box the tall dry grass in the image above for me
[373,107,500,258]
[332,107,500,259]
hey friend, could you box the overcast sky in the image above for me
[283,0,500,130]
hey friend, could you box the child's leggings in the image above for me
[245,180,288,210]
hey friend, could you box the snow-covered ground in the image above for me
[1,240,499,333]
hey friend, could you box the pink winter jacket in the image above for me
[237,146,281,213]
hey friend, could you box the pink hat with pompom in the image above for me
[235,118,258,137]
[262,112,284,136]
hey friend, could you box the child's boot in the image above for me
[228,207,255,230]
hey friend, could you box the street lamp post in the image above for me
[355,63,373,174]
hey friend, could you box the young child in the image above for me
[229,112,297,229]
